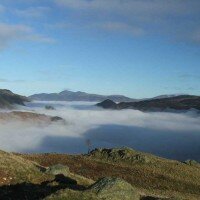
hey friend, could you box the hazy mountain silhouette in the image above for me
[29,90,136,102]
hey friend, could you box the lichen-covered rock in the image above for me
[87,177,140,200]
[88,147,150,164]
[46,164,70,177]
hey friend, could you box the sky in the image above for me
[0,0,200,98]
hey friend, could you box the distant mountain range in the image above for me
[1,88,199,112]
[97,95,200,112]
[29,90,136,102]
[0,89,29,108]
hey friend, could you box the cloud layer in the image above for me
[0,101,200,161]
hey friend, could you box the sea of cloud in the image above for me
[0,101,199,161]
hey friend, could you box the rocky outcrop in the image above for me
[183,160,200,167]
[87,147,151,164]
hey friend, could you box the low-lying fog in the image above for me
[0,101,200,161]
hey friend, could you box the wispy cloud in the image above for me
[0,78,8,82]
[0,23,55,50]
[0,4,5,13]
[179,74,200,80]
[14,6,51,18]
[0,78,25,83]
[55,0,200,15]
[95,22,145,37]
[54,0,200,44]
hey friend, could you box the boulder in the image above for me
[87,177,140,200]
[46,164,70,177]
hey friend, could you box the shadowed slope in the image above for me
[0,89,29,109]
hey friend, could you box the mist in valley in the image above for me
[0,101,200,161]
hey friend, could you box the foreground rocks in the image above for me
[88,177,140,200]
[0,147,200,199]
[45,177,140,200]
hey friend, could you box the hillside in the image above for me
[0,147,198,199]
[29,90,135,102]
[0,89,29,109]
[96,95,200,111]
[0,111,64,125]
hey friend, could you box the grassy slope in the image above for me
[21,149,200,200]
[0,150,94,200]
[0,150,51,185]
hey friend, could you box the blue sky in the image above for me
[0,0,200,98]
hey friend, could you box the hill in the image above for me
[0,111,64,125]
[29,90,135,102]
[96,95,200,111]
[0,89,29,109]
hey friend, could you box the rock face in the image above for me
[29,90,135,102]
[97,95,200,112]
[88,177,140,200]
[88,147,151,164]
[0,89,29,109]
